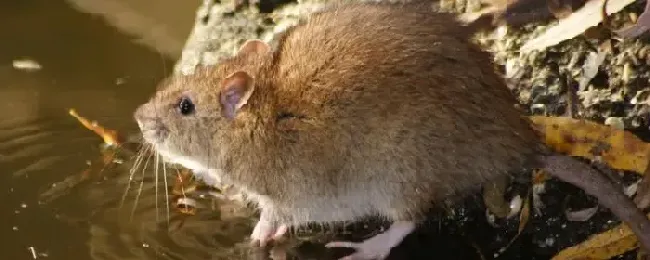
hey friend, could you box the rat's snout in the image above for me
[134,103,169,144]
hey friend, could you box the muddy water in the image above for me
[0,1,259,259]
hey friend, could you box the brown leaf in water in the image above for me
[551,214,650,259]
[68,108,121,145]
[520,0,636,53]
[529,116,650,175]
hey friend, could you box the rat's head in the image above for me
[133,39,272,170]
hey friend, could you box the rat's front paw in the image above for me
[250,219,288,247]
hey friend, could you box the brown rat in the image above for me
[134,1,650,259]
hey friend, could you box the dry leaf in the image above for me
[551,214,650,259]
[68,109,121,145]
[520,0,636,53]
[518,194,531,233]
[529,116,650,175]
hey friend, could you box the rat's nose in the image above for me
[134,103,151,129]
[133,103,169,143]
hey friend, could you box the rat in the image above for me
[133,1,650,259]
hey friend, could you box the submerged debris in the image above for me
[12,58,42,71]
[68,109,121,145]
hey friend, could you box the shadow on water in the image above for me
[0,0,256,259]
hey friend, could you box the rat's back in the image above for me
[268,2,541,220]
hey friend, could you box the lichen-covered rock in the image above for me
[478,1,650,129]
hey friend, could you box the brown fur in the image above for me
[133,2,650,252]
[135,2,541,226]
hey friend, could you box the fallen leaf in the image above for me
[529,116,650,175]
[68,108,121,145]
[551,214,650,259]
[520,0,636,53]
[518,194,531,233]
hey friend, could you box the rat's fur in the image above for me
[134,1,650,253]
[136,2,540,226]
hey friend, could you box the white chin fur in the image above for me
[153,144,224,187]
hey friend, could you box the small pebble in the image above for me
[545,237,555,247]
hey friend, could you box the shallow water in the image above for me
[0,1,256,259]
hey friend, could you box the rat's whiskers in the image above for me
[154,151,160,223]
[130,149,153,221]
[120,145,149,209]
[163,160,171,225]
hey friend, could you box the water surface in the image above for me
[0,1,257,259]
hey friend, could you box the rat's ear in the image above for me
[220,71,255,120]
[236,39,271,56]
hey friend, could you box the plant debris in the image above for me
[551,213,650,259]
[520,0,636,53]
[529,115,650,258]
[529,115,650,175]
[68,108,121,146]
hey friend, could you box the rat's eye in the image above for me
[178,96,195,116]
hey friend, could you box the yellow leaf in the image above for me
[68,108,121,145]
[529,116,650,176]
[551,214,650,260]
